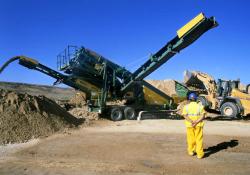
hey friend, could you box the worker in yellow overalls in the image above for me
[182,92,206,159]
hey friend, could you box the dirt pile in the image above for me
[68,91,86,107]
[69,107,99,121]
[65,91,99,121]
[146,80,178,96]
[0,89,83,144]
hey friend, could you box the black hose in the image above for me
[0,56,20,74]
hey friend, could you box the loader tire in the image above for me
[220,102,239,118]
[110,107,123,121]
[124,107,136,120]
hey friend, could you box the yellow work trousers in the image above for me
[186,126,204,157]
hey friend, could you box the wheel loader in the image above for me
[184,70,250,118]
[0,13,218,121]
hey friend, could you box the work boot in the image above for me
[188,152,194,156]
[197,154,204,159]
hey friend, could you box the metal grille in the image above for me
[57,45,78,70]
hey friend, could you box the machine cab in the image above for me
[216,79,240,97]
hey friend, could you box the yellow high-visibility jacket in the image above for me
[182,102,206,127]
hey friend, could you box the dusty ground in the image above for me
[0,118,250,175]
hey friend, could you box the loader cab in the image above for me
[246,84,250,94]
[216,79,240,97]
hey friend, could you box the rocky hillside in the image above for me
[0,81,75,101]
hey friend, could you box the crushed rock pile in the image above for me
[69,106,99,121]
[0,89,83,144]
[69,91,86,107]
[67,91,99,121]
[59,91,99,121]
[146,80,178,96]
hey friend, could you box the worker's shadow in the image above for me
[204,139,238,158]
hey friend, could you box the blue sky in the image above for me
[0,0,249,86]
